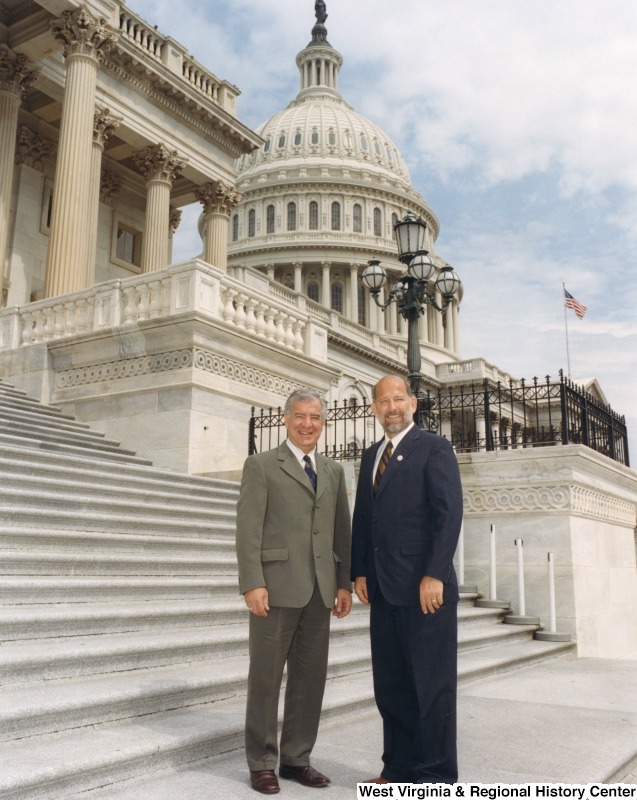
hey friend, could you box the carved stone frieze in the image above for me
[464,483,636,527]
[54,347,298,399]
[169,207,182,233]
[93,108,121,148]
[100,171,122,204]
[194,180,241,216]
[15,127,51,171]
[51,8,118,63]
[0,44,39,97]
[133,144,185,184]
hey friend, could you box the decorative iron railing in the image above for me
[248,370,629,467]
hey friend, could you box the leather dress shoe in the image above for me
[250,770,280,794]
[363,777,390,783]
[279,764,331,788]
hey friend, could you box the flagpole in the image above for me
[563,282,572,379]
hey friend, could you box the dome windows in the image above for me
[359,134,368,152]
[331,281,343,313]
[373,207,382,237]
[266,205,275,234]
[263,138,271,153]
[328,129,337,147]
[232,214,239,242]
[307,281,320,302]
[248,209,256,238]
[287,202,297,231]
[331,201,341,231]
[311,128,320,146]
[278,132,286,149]
[353,203,362,234]
[309,201,319,230]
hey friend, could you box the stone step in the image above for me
[0,549,240,577]
[0,575,240,604]
[0,417,133,453]
[0,501,235,536]
[0,405,94,434]
[0,391,75,421]
[0,528,236,557]
[0,431,152,465]
[0,443,240,499]
[0,606,533,686]
[0,466,238,511]
[0,634,373,740]
[0,593,485,640]
[0,597,246,640]
[1,482,236,521]
[0,646,575,800]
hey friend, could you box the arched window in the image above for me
[309,201,319,230]
[278,132,286,149]
[328,129,337,146]
[248,209,256,238]
[331,282,343,313]
[373,207,382,237]
[307,281,320,302]
[266,205,275,234]
[353,203,362,233]
[263,138,271,153]
[358,284,366,326]
[287,202,297,231]
[360,134,368,152]
[374,140,382,157]
[331,201,341,231]
[232,214,239,242]
[311,129,320,145]
[294,130,302,146]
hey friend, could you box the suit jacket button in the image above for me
[313,529,319,535]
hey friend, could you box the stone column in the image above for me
[321,261,331,308]
[134,144,186,273]
[194,180,240,271]
[452,300,460,355]
[86,108,120,286]
[349,264,358,322]
[168,207,182,264]
[294,262,303,293]
[444,304,455,352]
[45,9,117,298]
[0,46,39,282]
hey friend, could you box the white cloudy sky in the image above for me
[132,0,637,457]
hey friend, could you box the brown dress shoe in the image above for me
[279,764,331,788]
[250,770,280,794]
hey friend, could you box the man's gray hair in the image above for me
[284,388,328,420]
[372,375,412,400]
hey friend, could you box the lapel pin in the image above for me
[397,455,403,461]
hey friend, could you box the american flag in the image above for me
[564,288,587,320]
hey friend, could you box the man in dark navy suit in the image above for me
[351,375,463,784]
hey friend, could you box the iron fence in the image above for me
[248,370,629,467]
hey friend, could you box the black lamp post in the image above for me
[361,211,461,427]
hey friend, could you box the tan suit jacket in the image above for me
[236,442,352,608]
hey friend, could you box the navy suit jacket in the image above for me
[351,426,463,607]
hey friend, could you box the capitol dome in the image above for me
[226,3,461,363]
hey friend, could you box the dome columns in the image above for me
[194,180,240,272]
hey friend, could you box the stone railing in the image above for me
[116,4,238,116]
[0,260,434,371]
[0,261,310,357]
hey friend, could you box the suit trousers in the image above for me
[245,582,330,770]
[370,590,458,784]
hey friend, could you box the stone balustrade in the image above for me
[116,4,238,115]
[0,260,310,356]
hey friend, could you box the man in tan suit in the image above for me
[236,388,352,794]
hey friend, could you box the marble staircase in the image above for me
[0,379,574,800]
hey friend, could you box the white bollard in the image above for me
[505,538,539,625]
[475,523,509,609]
[534,552,572,642]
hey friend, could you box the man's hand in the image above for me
[354,576,369,605]
[243,586,269,617]
[420,576,444,615]
[332,588,353,618]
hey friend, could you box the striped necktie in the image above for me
[303,454,317,492]
[373,440,393,494]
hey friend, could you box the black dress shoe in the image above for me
[279,764,331,788]
[250,770,280,794]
